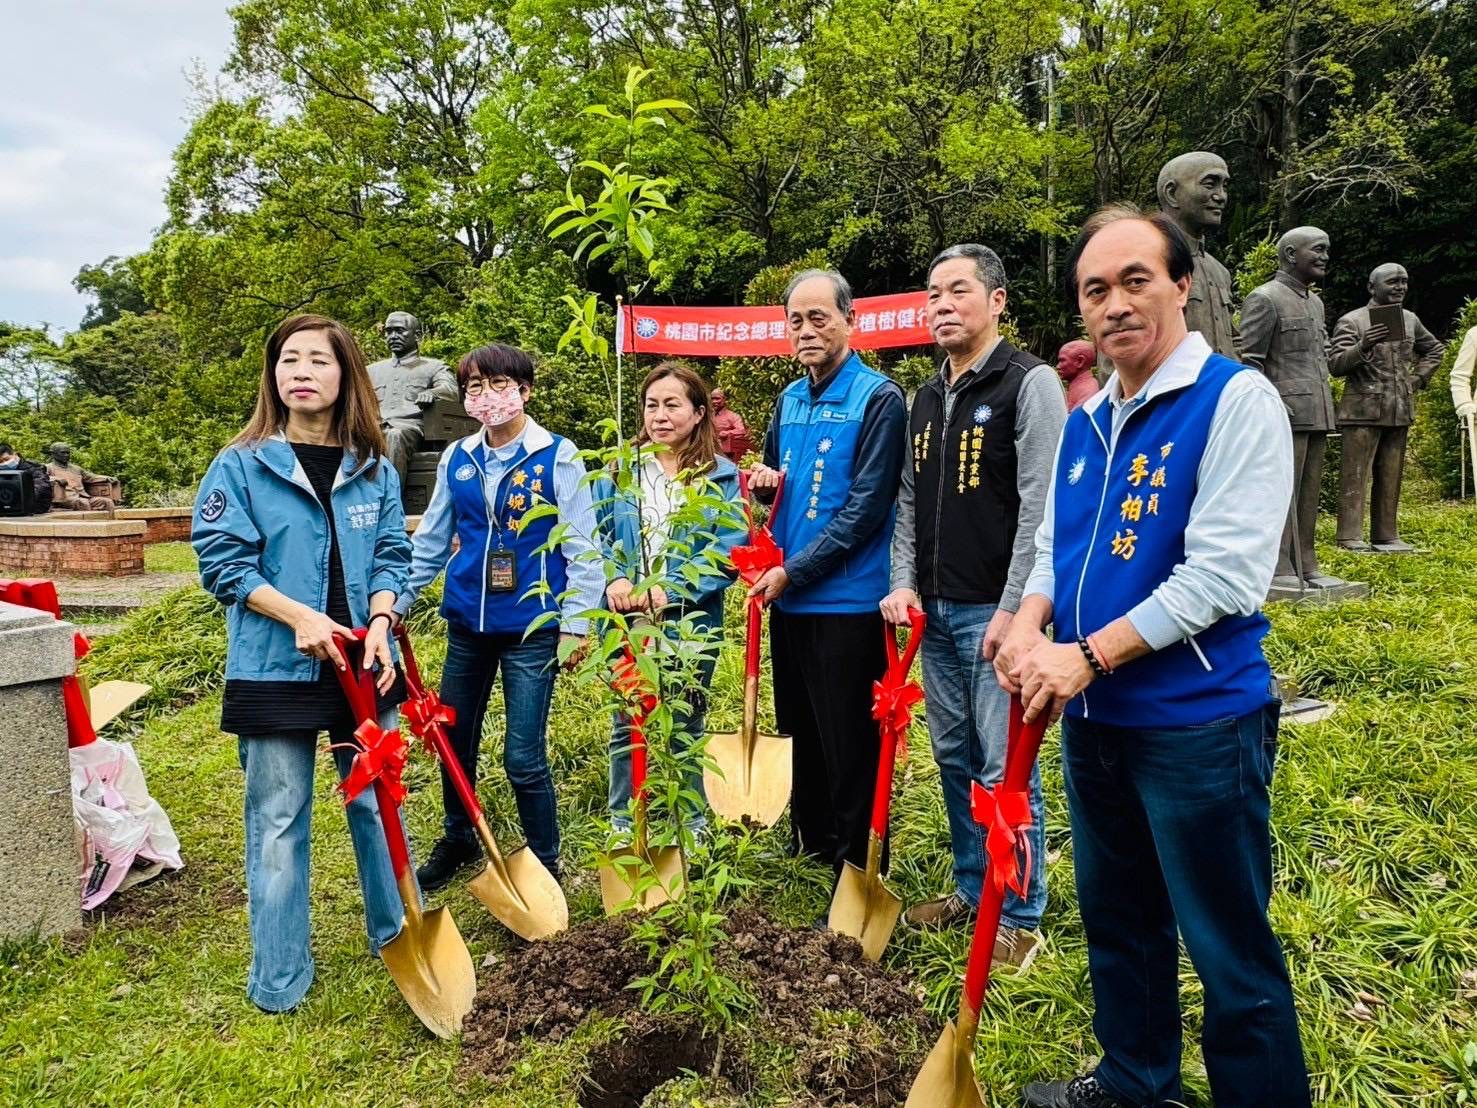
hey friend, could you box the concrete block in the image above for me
[0,602,81,939]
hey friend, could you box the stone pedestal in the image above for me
[1266,579,1369,606]
[0,601,81,939]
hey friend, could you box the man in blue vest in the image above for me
[748,269,907,880]
[996,205,1311,1107]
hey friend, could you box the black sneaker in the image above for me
[1022,1073,1136,1108]
[415,836,480,893]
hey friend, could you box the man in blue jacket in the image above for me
[747,269,907,880]
[996,205,1310,1107]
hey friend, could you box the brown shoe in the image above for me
[993,925,1044,973]
[904,892,972,929]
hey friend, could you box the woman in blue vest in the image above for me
[595,361,746,831]
[392,344,605,893]
[192,313,412,1013]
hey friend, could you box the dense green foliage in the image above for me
[0,503,1469,1103]
[2,0,1473,501]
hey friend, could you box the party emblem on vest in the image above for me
[199,488,226,522]
[1068,456,1086,485]
[817,437,833,454]
[635,316,659,340]
[973,403,993,425]
[454,463,478,481]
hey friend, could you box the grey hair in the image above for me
[929,244,1007,292]
[783,268,853,315]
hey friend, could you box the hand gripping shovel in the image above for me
[332,633,475,1039]
[394,625,568,941]
[828,607,926,961]
[599,651,686,914]
[905,696,1048,1107]
[705,471,792,826]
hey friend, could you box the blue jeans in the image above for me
[608,630,718,832]
[1062,704,1310,1107]
[237,712,407,1013]
[920,597,1046,929]
[439,625,560,874]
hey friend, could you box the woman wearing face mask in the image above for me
[191,313,412,1012]
[391,344,605,893]
[596,362,747,832]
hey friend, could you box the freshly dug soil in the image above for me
[462,908,931,1106]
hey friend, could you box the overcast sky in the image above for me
[0,2,233,334]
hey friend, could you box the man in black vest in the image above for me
[881,244,1066,970]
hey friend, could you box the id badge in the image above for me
[486,549,517,593]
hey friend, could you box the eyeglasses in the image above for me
[464,377,517,396]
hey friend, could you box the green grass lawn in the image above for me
[144,541,198,575]
[3,505,1476,1105]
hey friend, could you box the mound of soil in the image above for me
[462,908,931,1106]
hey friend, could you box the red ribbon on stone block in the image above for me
[971,780,1034,899]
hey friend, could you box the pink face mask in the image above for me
[465,386,525,428]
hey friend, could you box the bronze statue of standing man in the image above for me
[367,311,458,491]
[1240,227,1344,591]
[1328,264,1443,552]
[1156,152,1238,359]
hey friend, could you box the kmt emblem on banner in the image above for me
[635,316,659,339]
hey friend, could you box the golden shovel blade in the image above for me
[704,728,792,828]
[379,903,477,1039]
[467,844,568,941]
[827,860,903,963]
[598,842,686,916]
[905,1018,988,1108]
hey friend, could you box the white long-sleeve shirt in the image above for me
[1450,325,1477,414]
[1022,332,1293,651]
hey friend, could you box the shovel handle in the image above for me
[744,594,764,678]
[332,634,415,885]
[393,626,490,829]
[961,695,1048,1014]
[866,608,926,840]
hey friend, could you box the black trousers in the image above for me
[770,608,888,873]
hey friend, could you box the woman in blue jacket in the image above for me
[192,313,411,1013]
[596,362,747,831]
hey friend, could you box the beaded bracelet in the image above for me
[1077,634,1111,679]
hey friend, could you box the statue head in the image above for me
[1156,152,1230,239]
[383,312,420,359]
[1056,340,1096,382]
[48,442,73,466]
[1276,227,1330,286]
[1368,263,1408,306]
[711,387,728,411]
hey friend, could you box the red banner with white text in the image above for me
[617,290,932,357]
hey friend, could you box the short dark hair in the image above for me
[0,442,12,457]
[782,268,853,315]
[1064,203,1194,311]
[457,343,536,392]
[929,243,1008,292]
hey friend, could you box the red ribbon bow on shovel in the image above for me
[612,651,659,716]
[402,688,456,754]
[339,719,410,807]
[871,674,924,760]
[731,470,786,586]
[970,780,1034,899]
